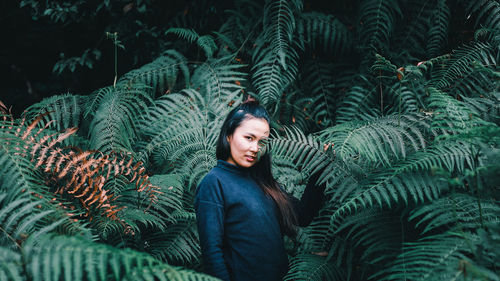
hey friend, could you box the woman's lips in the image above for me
[245,155,255,162]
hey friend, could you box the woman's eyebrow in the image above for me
[244,132,269,138]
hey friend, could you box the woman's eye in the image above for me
[245,136,252,140]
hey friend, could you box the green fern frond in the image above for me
[298,12,352,56]
[269,86,319,132]
[427,87,491,136]
[390,0,435,59]
[0,246,22,281]
[119,50,190,95]
[138,89,237,182]
[108,174,187,237]
[271,126,338,178]
[410,193,500,234]
[197,35,218,58]
[299,61,339,127]
[450,64,499,118]
[358,0,401,52]
[463,0,500,31]
[144,211,200,266]
[338,171,444,216]
[336,209,403,264]
[22,94,86,132]
[251,0,302,107]
[316,170,446,250]
[462,94,500,124]
[0,196,60,244]
[0,143,39,204]
[123,264,219,281]
[217,1,263,54]
[317,115,427,167]
[252,41,300,107]
[375,232,481,281]
[165,28,199,43]
[262,0,301,69]
[23,234,214,281]
[191,56,246,103]
[386,84,426,115]
[165,28,218,59]
[431,41,495,90]
[426,0,449,58]
[284,253,345,281]
[393,141,475,175]
[335,84,381,124]
[88,84,152,154]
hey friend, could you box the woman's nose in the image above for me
[249,142,259,152]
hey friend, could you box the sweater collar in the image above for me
[216,160,250,176]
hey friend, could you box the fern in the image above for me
[335,82,381,124]
[425,0,449,58]
[317,115,427,167]
[137,88,239,189]
[0,195,68,247]
[299,61,338,127]
[24,234,215,281]
[252,40,301,107]
[271,126,339,178]
[262,0,302,69]
[337,210,404,262]
[431,41,495,90]
[165,28,218,59]
[357,0,401,52]
[333,172,444,222]
[143,211,200,266]
[251,0,302,107]
[190,56,246,103]
[0,246,23,281]
[410,193,500,234]
[427,87,492,136]
[463,0,500,31]
[284,253,345,281]
[393,141,475,175]
[374,232,487,281]
[298,12,352,56]
[119,50,190,95]
[22,94,86,132]
[88,83,152,154]
[390,0,434,59]
[3,1,500,279]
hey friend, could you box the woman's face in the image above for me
[226,117,270,168]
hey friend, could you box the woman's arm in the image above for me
[293,144,332,226]
[292,167,327,227]
[194,177,231,281]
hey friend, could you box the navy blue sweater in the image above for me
[194,160,324,281]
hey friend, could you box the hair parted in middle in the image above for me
[215,99,298,236]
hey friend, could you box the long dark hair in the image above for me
[216,100,298,236]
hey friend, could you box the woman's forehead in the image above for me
[237,117,270,135]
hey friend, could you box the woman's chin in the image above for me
[236,159,256,168]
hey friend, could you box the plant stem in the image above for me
[113,32,118,88]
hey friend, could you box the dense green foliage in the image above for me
[1,0,499,280]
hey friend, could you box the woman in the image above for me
[194,100,325,281]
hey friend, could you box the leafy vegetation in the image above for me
[1,0,499,280]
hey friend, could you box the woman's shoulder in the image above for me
[198,168,222,187]
[195,168,227,204]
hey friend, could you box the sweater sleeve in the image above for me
[194,176,231,281]
[290,168,327,227]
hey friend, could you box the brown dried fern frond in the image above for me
[0,104,160,222]
[29,134,161,221]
